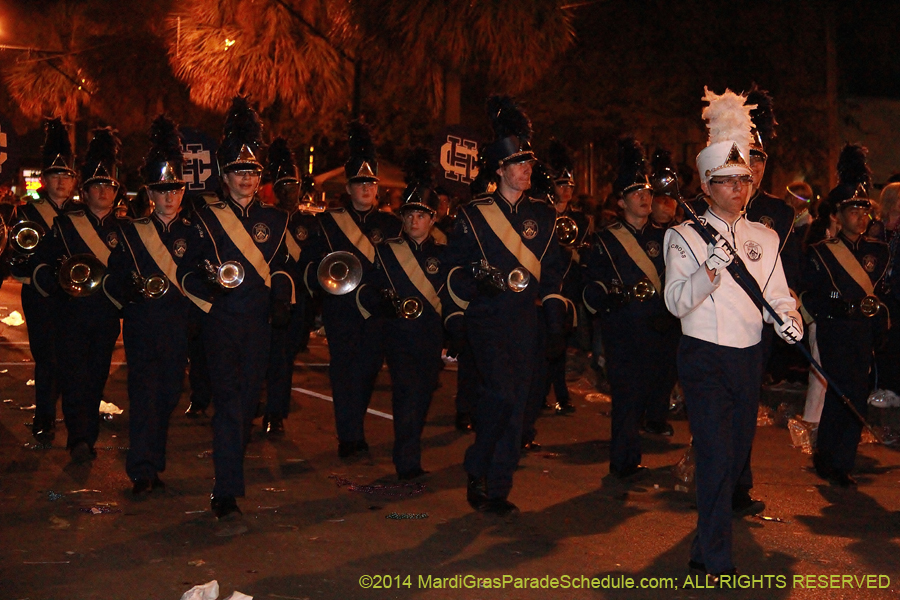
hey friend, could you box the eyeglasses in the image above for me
[232,170,261,179]
[46,173,75,181]
[710,175,753,189]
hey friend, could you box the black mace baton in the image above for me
[654,169,883,444]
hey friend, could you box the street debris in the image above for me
[1,310,25,326]
[328,474,425,497]
[49,516,70,530]
[188,559,206,567]
[788,417,818,455]
[99,401,123,415]
[386,512,429,520]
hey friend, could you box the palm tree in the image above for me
[165,0,355,129]
[352,0,576,125]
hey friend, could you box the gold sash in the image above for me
[204,197,271,288]
[285,232,302,262]
[607,224,662,294]
[330,210,376,263]
[134,220,212,313]
[475,201,542,281]
[388,241,441,315]
[33,199,59,229]
[431,228,448,245]
[69,213,111,266]
[825,241,875,295]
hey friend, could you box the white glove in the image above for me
[705,236,734,273]
[776,311,803,344]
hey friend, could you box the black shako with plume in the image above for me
[42,117,76,176]
[143,115,185,191]
[81,127,121,187]
[266,137,300,186]
[482,95,535,176]
[547,139,574,186]
[217,96,264,174]
[345,120,379,183]
[527,161,555,202]
[826,143,872,209]
[400,147,437,214]
[746,85,777,159]
[613,136,650,197]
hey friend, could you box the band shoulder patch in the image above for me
[606,221,623,231]
[27,196,46,205]
[528,196,551,205]
[862,236,889,248]
[132,216,151,224]
[386,236,404,245]
[326,206,347,214]
[67,209,86,217]
[814,238,839,247]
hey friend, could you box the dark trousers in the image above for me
[522,309,548,444]
[605,322,679,472]
[545,351,569,403]
[464,306,539,500]
[203,308,270,497]
[454,340,479,415]
[57,298,121,449]
[323,298,385,443]
[265,299,310,417]
[678,336,762,574]
[384,315,443,474]
[186,306,211,410]
[123,306,188,480]
[21,287,64,423]
[816,320,874,474]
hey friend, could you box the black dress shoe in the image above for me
[554,399,575,415]
[521,440,542,451]
[466,474,488,510]
[707,568,738,586]
[481,498,519,516]
[69,441,96,464]
[398,467,428,481]
[263,415,285,436]
[455,411,473,431]
[642,420,674,436]
[338,440,368,458]
[210,494,242,520]
[32,415,56,444]
[732,488,765,516]
[184,402,208,418]
[611,464,648,480]
[132,478,153,495]
[831,472,857,488]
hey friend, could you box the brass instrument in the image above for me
[59,253,106,297]
[383,289,424,319]
[204,259,245,289]
[555,215,579,246]
[857,295,881,318]
[317,251,362,295]
[507,267,531,293]
[632,278,657,301]
[9,220,44,255]
[131,272,170,299]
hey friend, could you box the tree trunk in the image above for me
[444,69,461,127]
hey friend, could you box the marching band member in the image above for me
[664,88,799,579]
[442,96,566,515]
[177,97,293,520]
[583,137,680,481]
[32,128,127,463]
[10,118,77,444]
[801,144,890,487]
[300,121,402,458]
[104,115,200,494]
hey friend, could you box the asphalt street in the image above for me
[0,280,898,600]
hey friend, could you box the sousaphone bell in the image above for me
[59,253,106,297]
[204,259,245,289]
[555,215,579,246]
[317,251,363,295]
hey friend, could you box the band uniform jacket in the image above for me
[663,208,795,348]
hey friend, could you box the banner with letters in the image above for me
[0,112,20,185]
[432,125,482,201]
[181,127,219,193]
